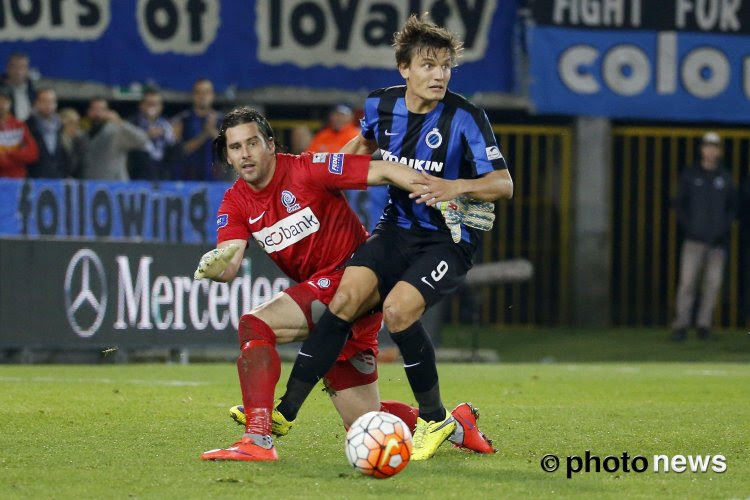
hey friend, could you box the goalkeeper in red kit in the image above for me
[197,107,495,461]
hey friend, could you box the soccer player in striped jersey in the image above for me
[274,15,513,461]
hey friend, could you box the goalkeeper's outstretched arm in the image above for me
[194,240,247,282]
[411,169,513,206]
[366,159,436,194]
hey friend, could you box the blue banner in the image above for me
[0,0,517,94]
[528,25,750,122]
[0,178,230,244]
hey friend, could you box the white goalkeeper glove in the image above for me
[194,243,240,280]
[436,196,496,243]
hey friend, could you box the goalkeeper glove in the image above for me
[194,243,240,280]
[437,196,496,243]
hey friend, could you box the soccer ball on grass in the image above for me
[345,411,412,478]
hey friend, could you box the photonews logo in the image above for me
[64,248,108,338]
[541,450,727,478]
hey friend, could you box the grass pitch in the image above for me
[1,361,748,499]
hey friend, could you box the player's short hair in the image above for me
[213,106,275,165]
[392,14,463,68]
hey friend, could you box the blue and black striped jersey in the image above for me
[361,85,507,246]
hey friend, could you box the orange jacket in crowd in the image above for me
[0,114,38,177]
[307,122,360,153]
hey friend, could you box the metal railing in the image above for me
[612,127,749,328]
[457,125,573,326]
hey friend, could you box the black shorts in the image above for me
[347,223,474,308]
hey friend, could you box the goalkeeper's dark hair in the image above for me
[213,106,275,166]
[393,14,463,68]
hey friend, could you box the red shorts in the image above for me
[323,349,378,392]
[284,270,382,391]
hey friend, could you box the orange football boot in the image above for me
[449,403,497,454]
[201,436,278,461]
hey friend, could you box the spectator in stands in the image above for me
[671,132,738,341]
[0,84,38,177]
[308,104,388,230]
[1,53,36,121]
[289,125,312,154]
[26,87,72,178]
[308,104,359,153]
[129,86,176,180]
[58,107,85,178]
[172,78,222,181]
[80,97,149,180]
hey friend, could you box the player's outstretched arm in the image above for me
[367,159,440,195]
[411,169,513,206]
[194,240,246,282]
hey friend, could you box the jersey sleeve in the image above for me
[216,187,249,244]
[361,95,379,141]
[299,152,370,191]
[462,108,508,177]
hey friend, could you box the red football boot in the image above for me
[449,402,497,454]
[201,436,278,461]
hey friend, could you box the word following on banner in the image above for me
[12,180,215,244]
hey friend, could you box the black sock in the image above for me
[277,309,352,421]
[390,321,445,422]
[276,378,314,422]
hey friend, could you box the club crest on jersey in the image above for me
[317,278,331,289]
[328,153,344,175]
[217,214,228,228]
[425,128,443,149]
[281,190,301,213]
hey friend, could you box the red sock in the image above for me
[237,314,280,436]
[380,400,419,432]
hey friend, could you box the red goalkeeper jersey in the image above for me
[217,152,371,282]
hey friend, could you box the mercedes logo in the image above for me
[64,249,107,338]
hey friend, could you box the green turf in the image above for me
[0,362,748,499]
[440,325,750,362]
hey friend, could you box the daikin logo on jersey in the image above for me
[379,149,444,173]
[252,207,320,254]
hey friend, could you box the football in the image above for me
[345,411,412,479]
